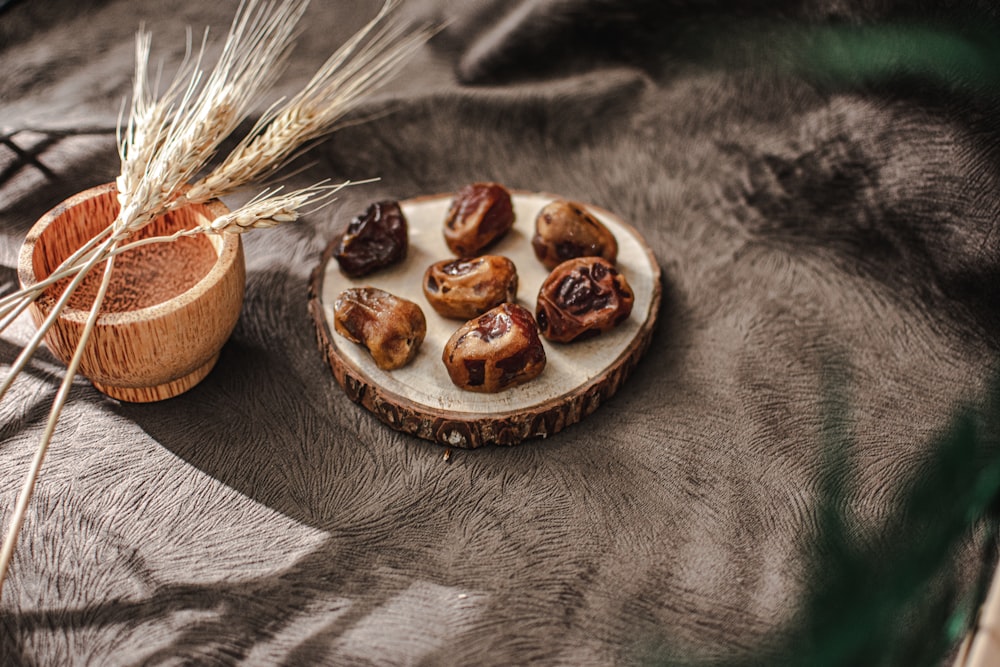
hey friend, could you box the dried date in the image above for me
[334,287,426,370]
[334,201,408,277]
[532,199,618,270]
[535,257,634,343]
[442,303,546,392]
[423,255,518,320]
[443,182,515,257]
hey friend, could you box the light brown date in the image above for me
[334,287,426,370]
[442,303,546,393]
[535,257,634,343]
[443,182,515,257]
[423,255,518,320]
[531,199,618,270]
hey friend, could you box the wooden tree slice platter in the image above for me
[308,191,661,448]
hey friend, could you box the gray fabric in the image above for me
[2,0,999,664]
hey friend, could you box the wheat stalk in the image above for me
[0,245,120,592]
[0,0,429,598]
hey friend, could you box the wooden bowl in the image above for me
[17,183,245,402]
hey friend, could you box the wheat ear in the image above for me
[181,0,431,204]
[117,0,308,232]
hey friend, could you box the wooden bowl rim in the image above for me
[18,182,242,325]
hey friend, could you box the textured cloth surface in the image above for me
[1,1,999,665]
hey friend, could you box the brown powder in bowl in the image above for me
[45,235,218,314]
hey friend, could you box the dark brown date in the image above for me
[423,255,518,320]
[334,201,408,277]
[334,287,426,370]
[535,257,634,343]
[442,303,546,393]
[532,199,618,270]
[443,182,515,257]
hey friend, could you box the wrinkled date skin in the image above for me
[334,201,408,277]
[443,303,546,393]
[536,257,634,343]
[532,199,618,270]
[423,255,519,319]
[443,182,515,257]
[334,287,426,370]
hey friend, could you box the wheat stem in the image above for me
[0,234,118,405]
[0,225,116,314]
[0,174,365,323]
[0,243,119,597]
